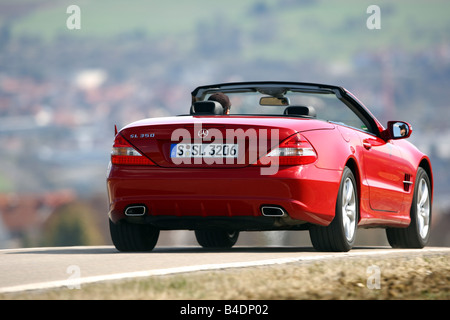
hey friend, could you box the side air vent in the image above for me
[403,174,413,192]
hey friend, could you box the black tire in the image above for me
[109,219,159,252]
[386,168,432,248]
[309,167,358,252]
[195,229,239,248]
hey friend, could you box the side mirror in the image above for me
[383,121,412,140]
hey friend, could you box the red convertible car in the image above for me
[107,81,432,252]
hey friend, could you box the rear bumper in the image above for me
[107,164,342,229]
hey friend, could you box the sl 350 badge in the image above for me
[130,133,155,139]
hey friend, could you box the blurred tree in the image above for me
[41,201,104,247]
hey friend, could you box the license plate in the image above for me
[170,143,238,158]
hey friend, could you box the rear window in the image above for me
[203,90,370,132]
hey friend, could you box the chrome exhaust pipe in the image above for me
[261,206,286,217]
[125,205,146,216]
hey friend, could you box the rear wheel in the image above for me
[386,168,431,248]
[195,229,239,248]
[309,167,358,252]
[109,219,159,252]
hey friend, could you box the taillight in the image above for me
[255,133,317,166]
[111,134,156,165]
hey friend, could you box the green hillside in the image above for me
[3,0,450,61]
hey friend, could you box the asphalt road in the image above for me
[1,245,449,294]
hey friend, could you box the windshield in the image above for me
[201,90,370,133]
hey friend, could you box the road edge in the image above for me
[1,247,449,294]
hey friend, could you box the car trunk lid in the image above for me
[119,116,333,168]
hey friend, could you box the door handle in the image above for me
[363,140,372,150]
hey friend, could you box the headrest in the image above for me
[190,101,224,115]
[284,105,317,118]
